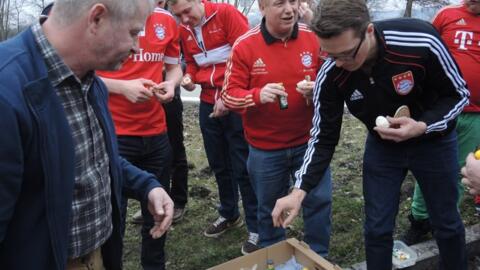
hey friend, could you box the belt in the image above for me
[66,247,104,270]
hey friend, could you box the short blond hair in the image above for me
[53,0,154,24]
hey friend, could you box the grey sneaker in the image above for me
[204,216,243,237]
[131,210,143,224]
[241,232,260,255]
[173,207,186,224]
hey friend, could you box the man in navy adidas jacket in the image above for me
[272,0,468,269]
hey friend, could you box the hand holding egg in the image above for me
[181,75,195,91]
[296,75,314,105]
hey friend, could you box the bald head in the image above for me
[51,0,154,25]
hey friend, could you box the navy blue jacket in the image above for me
[0,28,161,270]
[295,18,469,193]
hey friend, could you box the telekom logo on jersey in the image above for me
[129,48,165,62]
[454,30,480,50]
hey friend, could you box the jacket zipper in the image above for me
[189,28,207,57]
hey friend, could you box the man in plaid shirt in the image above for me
[0,0,174,269]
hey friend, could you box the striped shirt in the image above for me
[31,22,112,258]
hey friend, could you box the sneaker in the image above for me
[131,210,143,224]
[474,200,480,216]
[241,232,260,255]
[401,214,432,245]
[204,216,243,238]
[173,207,186,224]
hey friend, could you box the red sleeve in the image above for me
[223,5,249,46]
[221,41,260,114]
[165,17,181,64]
[180,30,199,79]
[431,8,447,34]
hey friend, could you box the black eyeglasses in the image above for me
[321,31,366,62]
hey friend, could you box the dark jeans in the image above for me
[199,101,258,233]
[117,134,172,270]
[163,95,188,208]
[363,132,466,270]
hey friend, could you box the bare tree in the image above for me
[239,0,256,15]
[27,0,47,12]
[365,0,385,11]
[12,0,27,33]
[0,0,12,41]
[403,0,449,17]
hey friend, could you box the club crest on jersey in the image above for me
[300,51,313,68]
[392,71,414,95]
[154,24,166,40]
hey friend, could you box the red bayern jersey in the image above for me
[433,4,480,112]
[222,23,322,150]
[97,8,180,136]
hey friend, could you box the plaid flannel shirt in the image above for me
[32,23,113,258]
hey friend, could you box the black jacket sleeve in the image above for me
[294,61,344,193]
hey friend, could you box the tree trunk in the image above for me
[403,0,414,17]
[0,0,11,41]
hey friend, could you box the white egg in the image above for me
[375,116,390,128]
[296,80,307,89]
[183,76,191,85]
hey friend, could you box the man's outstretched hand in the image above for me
[147,187,174,239]
[271,188,306,228]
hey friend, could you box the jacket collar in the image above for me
[203,0,219,23]
[261,17,299,45]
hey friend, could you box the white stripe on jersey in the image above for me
[223,26,261,91]
[154,7,174,18]
[383,30,469,133]
[232,25,261,49]
[294,60,336,189]
[192,44,232,66]
[164,55,180,65]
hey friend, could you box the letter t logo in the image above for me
[454,31,473,50]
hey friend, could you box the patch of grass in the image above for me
[122,104,478,269]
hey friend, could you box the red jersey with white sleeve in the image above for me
[432,4,480,113]
[179,0,248,104]
[97,8,180,136]
[222,22,322,150]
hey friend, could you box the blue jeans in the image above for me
[117,134,172,270]
[363,132,466,270]
[247,144,332,256]
[199,101,257,233]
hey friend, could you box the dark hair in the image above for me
[310,0,370,38]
